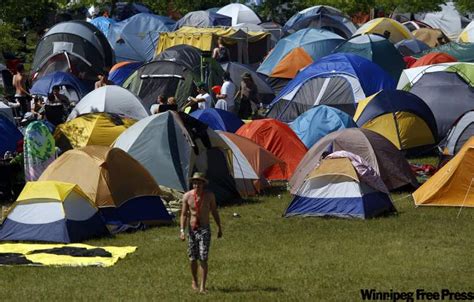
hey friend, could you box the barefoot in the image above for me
[199,288,207,294]
[192,281,199,291]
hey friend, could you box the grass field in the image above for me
[1,184,473,301]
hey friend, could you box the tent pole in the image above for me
[457,177,474,218]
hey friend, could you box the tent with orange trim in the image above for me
[108,61,142,85]
[236,119,307,180]
[413,136,474,207]
[410,52,457,68]
[257,28,345,79]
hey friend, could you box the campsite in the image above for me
[0,0,474,300]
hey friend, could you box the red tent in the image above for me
[411,52,457,68]
[236,119,307,180]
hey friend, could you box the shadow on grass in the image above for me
[213,285,283,293]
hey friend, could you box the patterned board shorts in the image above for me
[188,225,211,261]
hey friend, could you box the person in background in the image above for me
[167,97,177,106]
[236,72,259,119]
[150,95,166,114]
[215,72,236,113]
[212,37,230,63]
[12,63,31,115]
[180,172,222,294]
[30,96,44,119]
[94,71,112,89]
[189,82,212,110]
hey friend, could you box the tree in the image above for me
[0,23,22,54]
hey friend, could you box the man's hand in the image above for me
[179,231,186,241]
[217,228,223,239]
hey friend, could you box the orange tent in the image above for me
[270,47,313,79]
[236,119,307,180]
[411,52,457,68]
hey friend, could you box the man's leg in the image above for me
[199,260,208,293]
[190,260,199,290]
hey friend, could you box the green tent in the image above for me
[413,42,474,63]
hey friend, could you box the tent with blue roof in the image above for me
[290,105,357,149]
[190,109,243,133]
[107,13,176,62]
[108,61,143,85]
[257,28,345,79]
[266,53,396,122]
[0,115,22,156]
[90,16,116,36]
[30,71,91,101]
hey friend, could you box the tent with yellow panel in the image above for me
[156,26,270,64]
[413,137,474,207]
[354,90,437,154]
[353,18,413,43]
[54,112,136,151]
[458,21,474,43]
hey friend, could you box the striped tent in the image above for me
[0,181,109,243]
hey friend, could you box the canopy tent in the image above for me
[290,105,357,149]
[420,2,463,40]
[114,111,240,204]
[108,61,143,85]
[157,26,270,64]
[354,90,438,154]
[107,13,176,62]
[216,3,261,26]
[221,62,275,104]
[0,115,22,156]
[174,10,232,29]
[413,137,474,207]
[217,131,284,196]
[333,34,405,81]
[458,21,474,42]
[285,157,395,219]
[54,113,136,151]
[32,21,114,76]
[30,71,91,102]
[68,85,149,121]
[190,109,243,133]
[413,42,474,63]
[290,128,419,192]
[283,6,356,39]
[395,39,430,56]
[0,181,109,243]
[267,53,396,122]
[257,28,345,79]
[413,28,450,48]
[354,18,413,43]
[236,119,307,180]
[440,111,474,159]
[411,52,457,68]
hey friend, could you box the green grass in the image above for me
[0,188,473,301]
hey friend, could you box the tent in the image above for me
[267,53,396,122]
[354,18,413,43]
[402,21,432,32]
[190,109,243,133]
[354,90,438,154]
[333,34,405,81]
[54,113,136,151]
[108,61,143,85]
[107,13,176,62]
[283,5,356,39]
[217,131,284,196]
[157,27,270,64]
[236,119,307,180]
[32,21,114,76]
[30,71,91,102]
[221,62,275,104]
[413,137,474,207]
[0,181,109,243]
[399,63,474,138]
[113,2,153,21]
[413,42,474,63]
[285,157,395,219]
[290,105,357,149]
[114,111,240,204]
[413,28,450,48]
[439,110,474,158]
[411,52,457,68]
[68,85,149,121]
[0,115,22,156]
[174,10,232,29]
[290,128,419,192]
[216,3,261,26]
[420,2,463,40]
[257,28,345,79]
[458,21,474,42]
[395,39,430,56]
[89,16,116,35]
[0,102,15,124]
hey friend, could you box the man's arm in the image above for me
[179,194,190,240]
[210,193,222,238]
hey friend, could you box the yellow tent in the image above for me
[54,113,136,150]
[413,137,474,207]
[354,18,413,43]
[156,26,270,64]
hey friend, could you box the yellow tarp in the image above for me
[413,137,474,207]
[0,243,136,267]
[156,26,269,54]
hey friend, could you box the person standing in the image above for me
[189,82,212,110]
[215,72,236,113]
[236,72,259,119]
[12,63,31,115]
[212,37,230,63]
[180,172,223,293]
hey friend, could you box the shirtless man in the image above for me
[12,63,31,115]
[180,172,222,293]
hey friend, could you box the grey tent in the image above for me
[174,10,232,29]
[439,110,474,158]
[113,111,240,204]
[290,128,419,193]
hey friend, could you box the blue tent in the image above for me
[108,13,176,62]
[290,105,357,148]
[266,53,396,122]
[109,62,143,85]
[190,108,243,133]
[30,72,91,99]
[0,115,22,156]
[257,28,345,78]
[174,10,232,30]
[90,16,116,36]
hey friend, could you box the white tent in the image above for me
[421,2,462,40]
[217,3,261,26]
[68,85,149,121]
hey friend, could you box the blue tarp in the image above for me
[190,108,243,133]
[0,116,22,156]
[109,62,143,85]
[30,72,91,99]
[290,105,357,149]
